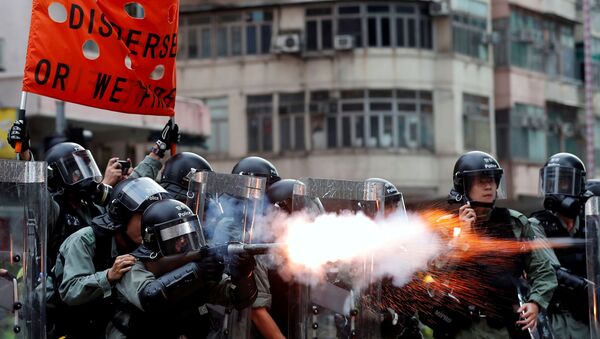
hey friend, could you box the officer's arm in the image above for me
[129,154,162,180]
[252,308,285,339]
[58,229,113,306]
[138,261,208,313]
[521,219,558,310]
[251,257,284,338]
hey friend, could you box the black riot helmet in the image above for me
[160,152,213,201]
[108,177,169,226]
[366,178,406,215]
[449,151,505,208]
[540,153,587,218]
[232,156,281,188]
[45,142,102,193]
[141,199,204,257]
[266,179,300,214]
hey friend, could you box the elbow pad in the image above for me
[139,262,204,312]
[231,272,258,310]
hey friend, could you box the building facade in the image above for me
[178,0,498,202]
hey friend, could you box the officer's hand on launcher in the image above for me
[102,157,123,187]
[196,253,225,285]
[229,252,256,281]
[516,302,539,330]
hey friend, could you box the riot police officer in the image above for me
[232,156,281,188]
[107,199,257,339]
[159,151,213,201]
[49,177,169,339]
[44,142,113,268]
[433,151,557,338]
[232,156,284,339]
[366,177,406,217]
[529,153,591,338]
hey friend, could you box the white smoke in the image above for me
[256,208,442,289]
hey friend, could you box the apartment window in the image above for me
[180,10,272,59]
[309,91,334,150]
[510,103,546,162]
[496,12,577,78]
[322,89,433,150]
[463,94,491,152]
[594,118,600,168]
[305,3,432,51]
[510,11,544,72]
[559,26,575,79]
[452,0,489,60]
[367,4,391,47]
[338,5,363,47]
[306,8,334,51]
[247,95,273,152]
[204,97,229,154]
[279,92,306,151]
[546,104,582,156]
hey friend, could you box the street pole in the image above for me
[584,0,596,176]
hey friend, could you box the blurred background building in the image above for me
[1,0,600,211]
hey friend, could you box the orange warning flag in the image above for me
[22,0,178,116]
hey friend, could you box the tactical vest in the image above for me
[48,194,103,269]
[47,216,117,339]
[530,210,588,322]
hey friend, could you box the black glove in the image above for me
[197,253,224,285]
[229,252,255,282]
[7,119,30,152]
[152,121,180,158]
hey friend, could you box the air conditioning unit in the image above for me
[561,123,576,137]
[530,117,545,129]
[334,35,355,50]
[518,30,534,43]
[333,34,354,50]
[430,0,451,16]
[274,33,301,53]
[480,32,500,45]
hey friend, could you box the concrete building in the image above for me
[177,0,498,203]
[492,0,598,210]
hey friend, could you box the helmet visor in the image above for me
[118,178,168,212]
[156,215,204,256]
[56,150,102,186]
[539,166,584,196]
[462,169,506,202]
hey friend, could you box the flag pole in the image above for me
[170,116,177,155]
[14,91,28,154]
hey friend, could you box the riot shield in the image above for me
[0,160,47,338]
[187,171,266,339]
[586,196,600,338]
[289,178,385,339]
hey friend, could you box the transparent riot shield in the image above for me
[586,196,600,339]
[290,178,385,339]
[187,171,266,339]
[0,160,47,338]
